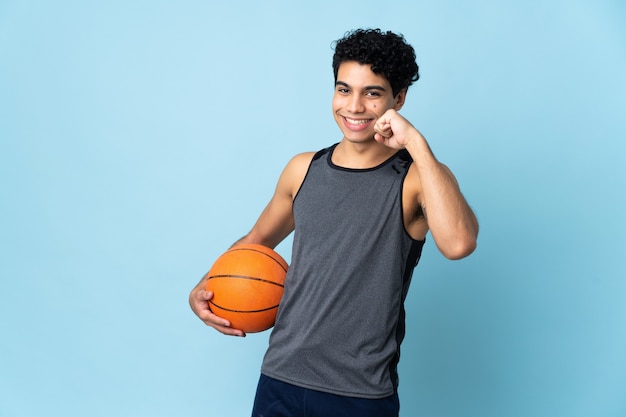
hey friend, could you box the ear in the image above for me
[393,89,407,110]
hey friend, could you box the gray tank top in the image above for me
[261,144,424,398]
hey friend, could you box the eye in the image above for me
[366,90,382,97]
[336,87,350,94]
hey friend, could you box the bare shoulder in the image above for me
[288,151,316,169]
[278,151,316,198]
[283,152,316,180]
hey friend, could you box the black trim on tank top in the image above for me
[326,143,411,173]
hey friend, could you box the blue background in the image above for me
[1,1,625,416]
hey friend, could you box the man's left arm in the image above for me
[375,109,479,259]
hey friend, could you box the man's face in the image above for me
[332,61,405,144]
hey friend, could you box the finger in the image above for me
[197,300,247,336]
[195,289,213,301]
[191,289,246,337]
[203,313,246,337]
[212,324,246,337]
[375,126,393,138]
[374,120,392,134]
[196,295,228,326]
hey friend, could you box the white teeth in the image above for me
[345,117,371,125]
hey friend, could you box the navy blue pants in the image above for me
[251,374,400,417]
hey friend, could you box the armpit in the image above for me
[414,203,426,221]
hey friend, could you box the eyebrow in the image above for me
[335,81,387,92]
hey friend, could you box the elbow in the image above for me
[441,235,477,260]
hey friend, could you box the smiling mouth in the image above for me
[343,116,374,126]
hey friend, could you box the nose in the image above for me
[346,94,365,113]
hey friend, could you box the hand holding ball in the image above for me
[205,244,288,333]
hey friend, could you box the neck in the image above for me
[332,139,397,169]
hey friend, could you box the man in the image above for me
[190,28,478,417]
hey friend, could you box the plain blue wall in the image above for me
[1,1,625,416]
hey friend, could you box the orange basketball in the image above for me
[205,244,288,333]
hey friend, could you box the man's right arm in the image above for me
[233,151,314,248]
[189,152,314,336]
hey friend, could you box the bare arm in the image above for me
[233,151,313,247]
[375,109,478,259]
[189,152,313,336]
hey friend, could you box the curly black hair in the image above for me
[332,28,420,97]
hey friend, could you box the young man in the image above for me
[190,29,478,417]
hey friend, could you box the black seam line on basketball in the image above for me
[206,274,284,287]
[228,248,288,273]
[209,301,279,313]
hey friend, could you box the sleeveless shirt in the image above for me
[260,144,425,399]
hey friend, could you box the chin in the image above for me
[343,134,376,144]
[338,127,371,142]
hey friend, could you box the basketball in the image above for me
[205,244,288,333]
